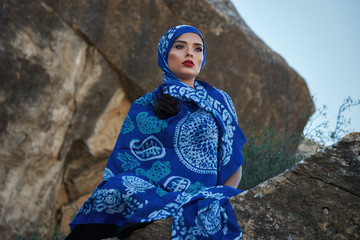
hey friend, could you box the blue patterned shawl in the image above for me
[70,25,247,239]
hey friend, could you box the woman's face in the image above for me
[167,32,204,84]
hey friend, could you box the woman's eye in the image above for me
[175,45,184,49]
[194,47,203,52]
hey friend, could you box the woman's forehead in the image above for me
[174,32,203,45]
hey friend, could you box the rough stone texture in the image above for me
[112,133,360,240]
[44,0,314,134]
[296,137,324,158]
[231,132,360,240]
[0,0,314,239]
[59,193,90,235]
[125,218,173,240]
[0,1,130,239]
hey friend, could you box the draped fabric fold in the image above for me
[69,25,246,239]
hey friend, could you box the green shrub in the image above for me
[238,124,304,190]
[239,96,360,190]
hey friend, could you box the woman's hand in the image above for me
[224,166,242,188]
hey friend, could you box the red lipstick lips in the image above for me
[182,60,194,67]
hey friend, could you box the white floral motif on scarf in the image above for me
[122,175,155,196]
[174,109,219,174]
[164,82,235,167]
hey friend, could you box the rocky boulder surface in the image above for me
[0,0,314,239]
[43,0,314,134]
[231,132,360,239]
[121,132,360,240]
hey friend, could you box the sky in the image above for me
[231,0,360,145]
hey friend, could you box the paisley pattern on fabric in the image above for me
[134,92,155,106]
[122,175,155,195]
[167,187,242,239]
[130,135,166,161]
[70,25,246,240]
[198,200,223,235]
[71,80,246,239]
[136,112,168,134]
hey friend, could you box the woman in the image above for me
[66,25,247,240]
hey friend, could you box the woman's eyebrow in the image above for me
[174,40,203,47]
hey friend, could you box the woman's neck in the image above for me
[179,78,195,88]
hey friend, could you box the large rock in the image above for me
[0,1,130,239]
[118,132,360,239]
[0,0,314,239]
[44,0,314,134]
[231,132,360,239]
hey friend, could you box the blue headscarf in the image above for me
[154,26,246,185]
[158,25,206,83]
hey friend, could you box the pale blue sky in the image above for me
[232,0,360,145]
